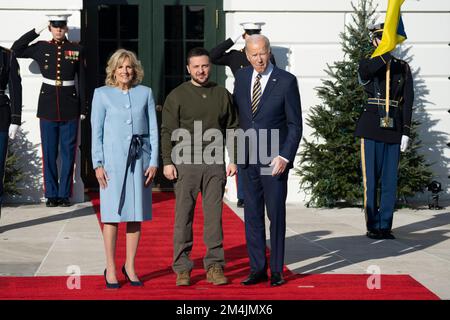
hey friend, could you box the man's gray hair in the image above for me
[245,34,271,52]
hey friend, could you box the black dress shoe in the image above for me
[237,199,245,208]
[380,230,396,239]
[122,265,143,287]
[46,198,59,207]
[271,272,285,287]
[366,230,383,239]
[59,198,72,207]
[241,271,268,285]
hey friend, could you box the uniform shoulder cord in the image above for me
[384,60,391,125]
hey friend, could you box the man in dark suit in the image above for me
[210,22,276,209]
[233,35,302,286]
[12,14,86,207]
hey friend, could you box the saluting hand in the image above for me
[95,166,109,189]
[145,166,158,187]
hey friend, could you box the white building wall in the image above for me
[0,0,84,203]
[223,0,450,203]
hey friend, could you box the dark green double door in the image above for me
[82,0,225,189]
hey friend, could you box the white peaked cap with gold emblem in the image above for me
[46,13,72,22]
[239,22,266,34]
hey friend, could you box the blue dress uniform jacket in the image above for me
[0,47,22,131]
[210,38,276,76]
[0,46,22,207]
[91,85,159,222]
[11,29,86,121]
[354,52,414,144]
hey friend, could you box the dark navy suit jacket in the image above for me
[233,65,302,168]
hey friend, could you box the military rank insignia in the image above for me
[64,50,79,61]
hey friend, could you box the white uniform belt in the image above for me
[42,78,75,87]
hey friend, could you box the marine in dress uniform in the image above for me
[354,23,413,240]
[210,22,276,208]
[12,14,86,207]
[0,46,22,217]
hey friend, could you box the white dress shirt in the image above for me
[250,62,274,100]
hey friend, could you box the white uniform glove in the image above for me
[232,31,244,44]
[400,135,410,152]
[35,21,49,34]
[8,124,19,140]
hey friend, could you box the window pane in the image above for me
[98,5,118,39]
[186,6,204,40]
[165,41,183,76]
[98,41,117,75]
[121,41,139,56]
[120,5,139,39]
[165,6,182,40]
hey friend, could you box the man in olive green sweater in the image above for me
[161,47,238,286]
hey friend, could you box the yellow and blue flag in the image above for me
[372,0,407,58]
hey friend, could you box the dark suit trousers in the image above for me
[240,164,288,273]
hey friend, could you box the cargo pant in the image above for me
[172,164,227,273]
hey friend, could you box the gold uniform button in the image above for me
[58,52,61,55]
[57,64,61,67]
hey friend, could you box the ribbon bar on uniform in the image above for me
[42,77,75,87]
[367,98,399,107]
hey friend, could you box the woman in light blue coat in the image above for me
[91,49,158,289]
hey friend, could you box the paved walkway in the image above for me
[1,196,449,299]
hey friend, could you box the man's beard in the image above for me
[192,74,209,86]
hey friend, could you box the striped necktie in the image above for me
[251,73,262,115]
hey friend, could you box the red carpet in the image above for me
[0,192,439,300]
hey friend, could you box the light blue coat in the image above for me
[91,85,159,222]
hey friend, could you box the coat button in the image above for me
[125,104,130,109]
[126,120,132,125]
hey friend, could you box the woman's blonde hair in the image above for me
[105,49,144,87]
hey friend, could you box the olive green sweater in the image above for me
[161,81,238,165]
